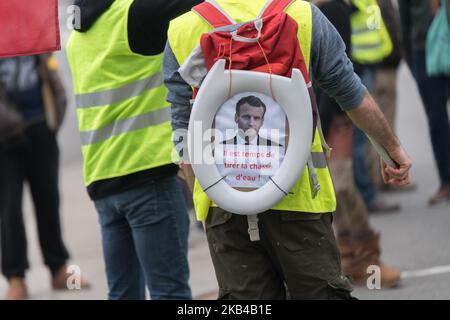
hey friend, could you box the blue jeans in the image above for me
[94,175,192,300]
[353,66,376,205]
[353,126,376,204]
[409,50,450,188]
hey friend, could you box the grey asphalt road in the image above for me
[0,1,449,300]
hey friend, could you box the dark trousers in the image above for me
[205,208,354,300]
[0,122,69,279]
[409,50,450,188]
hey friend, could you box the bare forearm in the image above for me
[347,93,412,186]
[346,93,400,153]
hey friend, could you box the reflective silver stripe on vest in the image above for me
[352,26,371,36]
[75,73,163,109]
[353,42,383,51]
[80,107,170,146]
[311,152,327,169]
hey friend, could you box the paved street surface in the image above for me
[0,2,449,300]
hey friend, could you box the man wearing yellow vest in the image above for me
[349,0,402,213]
[165,0,411,299]
[66,0,200,300]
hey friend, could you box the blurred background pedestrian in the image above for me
[0,54,90,300]
[312,0,401,288]
[399,0,450,205]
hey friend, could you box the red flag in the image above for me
[0,0,60,58]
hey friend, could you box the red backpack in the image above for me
[191,0,318,132]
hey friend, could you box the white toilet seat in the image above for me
[188,59,313,215]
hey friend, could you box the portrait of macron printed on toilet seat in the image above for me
[188,60,312,214]
[213,92,287,189]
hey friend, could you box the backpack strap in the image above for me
[192,0,237,28]
[259,0,295,18]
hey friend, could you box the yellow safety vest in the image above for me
[351,0,392,64]
[66,0,174,186]
[168,0,336,221]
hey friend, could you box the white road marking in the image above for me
[401,265,450,279]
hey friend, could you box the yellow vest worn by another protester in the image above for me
[169,0,337,221]
[66,0,174,186]
[350,0,392,64]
